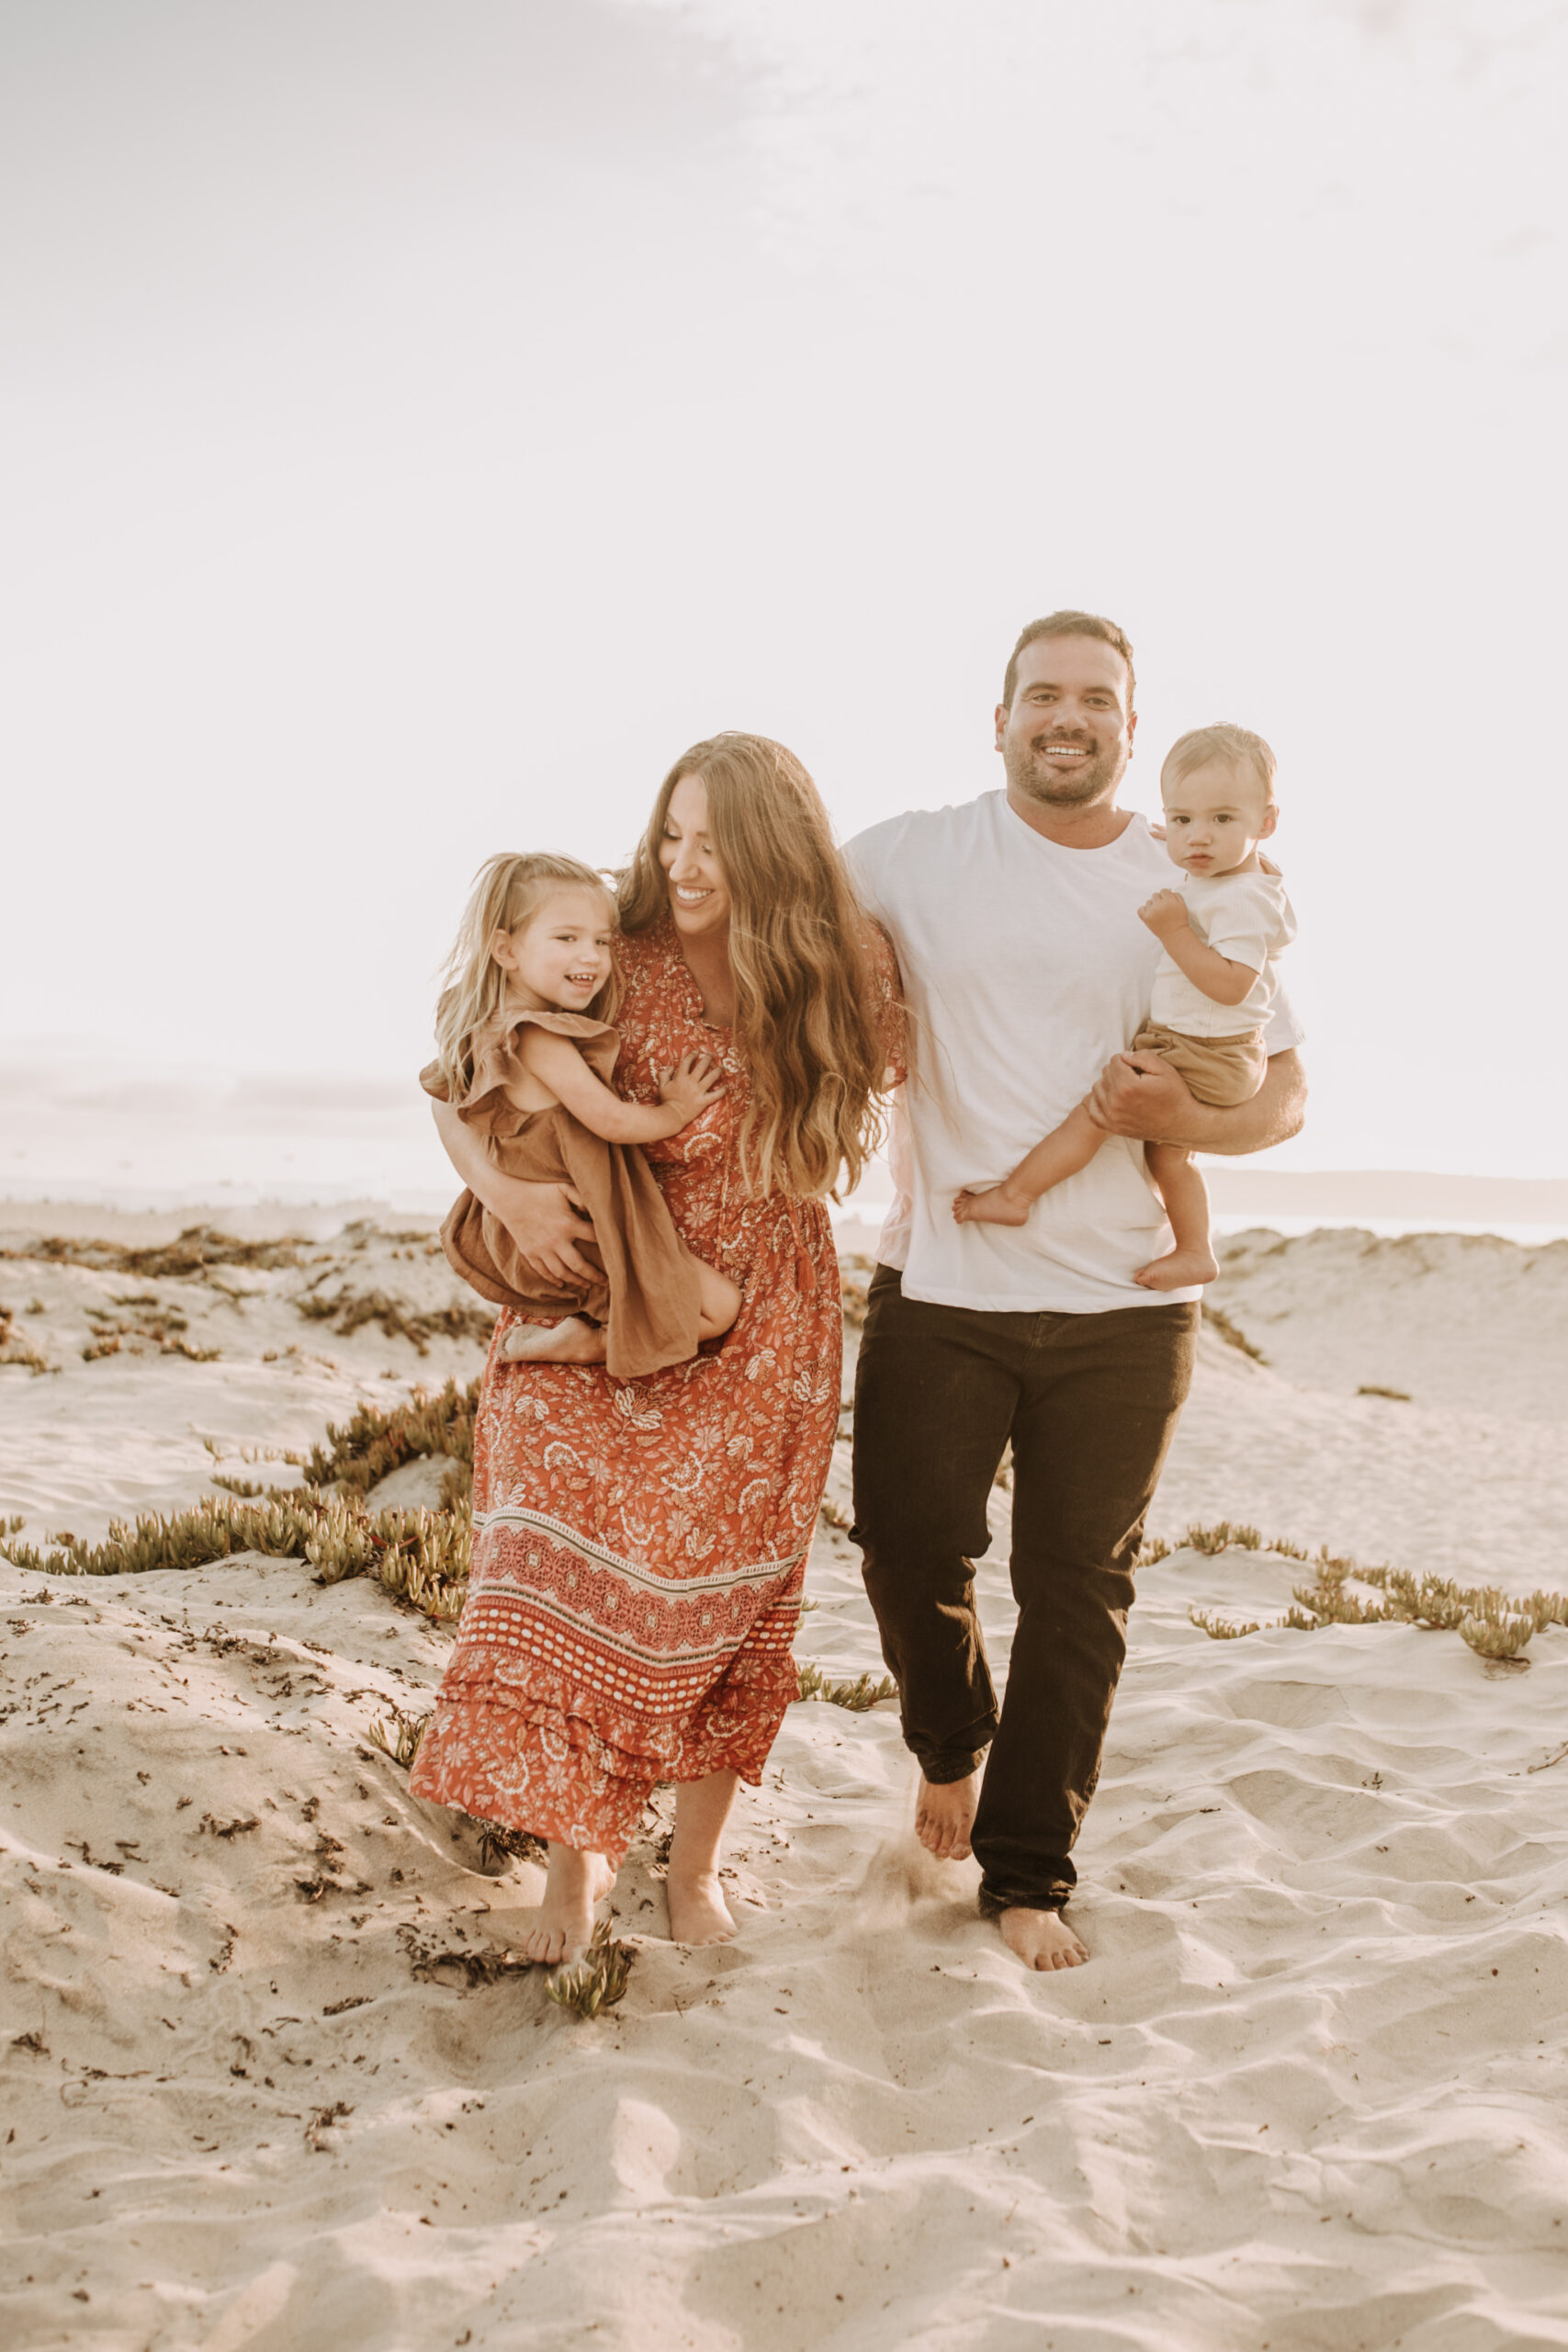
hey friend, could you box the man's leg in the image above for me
[972,1300,1199,1966]
[852,1265,1025,1857]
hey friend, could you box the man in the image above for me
[844,612,1305,1973]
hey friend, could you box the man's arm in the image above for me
[431,1098,599,1284]
[1086,1048,1306,1155]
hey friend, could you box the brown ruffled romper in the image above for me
[420,1007,703,1381]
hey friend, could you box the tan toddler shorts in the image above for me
[1132,1021,1267,1108]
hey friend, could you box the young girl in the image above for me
[421,852,741,1376]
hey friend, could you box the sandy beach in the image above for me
[4,1210,1567,2349]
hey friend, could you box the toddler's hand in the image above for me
[1138,888,1190,941]
[657,1051,724,1125]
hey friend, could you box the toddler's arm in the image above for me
[1137,890,1259,1009]
[518,1029,723,1145]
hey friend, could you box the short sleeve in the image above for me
[425,1009,621,1137]
[1203,874,1295,975]
[864,920,908,1090]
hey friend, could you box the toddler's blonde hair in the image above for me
[1161,722,1278,808]
[433,852,618,1099]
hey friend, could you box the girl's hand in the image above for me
[1138,888,1191,941]
[657,1051,724,1126]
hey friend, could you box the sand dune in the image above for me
[4,1216,1567,2348]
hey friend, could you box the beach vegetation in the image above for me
[1174,1522,1564,1663]
[1201,1304,1268,1362]
[1,1306,52,1374]
[795,1662,897,1710]
[295,1286,495,1356]
[546,1920,634,2020]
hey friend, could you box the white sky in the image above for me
[4,0,1565,1181]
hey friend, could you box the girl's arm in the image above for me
[518,1030,723,1144]
[1137,890,1259,1009]
[430,1097,599,1285]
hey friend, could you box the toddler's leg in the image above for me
[1134,1143,1221,1289]
[500,1316,609,1364]
[953,1101,1103,1226]
[694,1257,741,1342]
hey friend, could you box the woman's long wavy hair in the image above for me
[433,852,618,1099]
[619,734,892,1200]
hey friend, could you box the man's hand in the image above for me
[1137,888,1191,944]
[1089,1046,1307,1155]
[495,1178,598,1287]
[1087,1050,1195,1142]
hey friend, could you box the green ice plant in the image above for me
[1167,1521,1562,1662]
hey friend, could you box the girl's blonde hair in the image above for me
[434,853,617,1098]
[619,733,892,1200]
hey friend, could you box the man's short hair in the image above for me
[1001,611,1136,713]
[1161,722,1278,807]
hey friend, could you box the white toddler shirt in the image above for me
[845,792,1303,1315]
[1151,867,1297,1038]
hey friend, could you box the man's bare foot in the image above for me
[1133,1245,1219,1291]
[998,1906,1089,1972]
[506,1845,615,1965]
[914,1771,979,1860]
[501,1316,608,1364]
[666,1868,737,1947]
[953,1186,1030,1227]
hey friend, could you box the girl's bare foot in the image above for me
[953,1187,1030,1227]
[1133,1246,1220,1291]
[665,1868,736,1947]
[999,1906,1089,1971]
[501,1316,609,1364]
[506,1845,615,1965]
[914,1770,978,1860]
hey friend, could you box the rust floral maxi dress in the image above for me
[410,916,905,1862]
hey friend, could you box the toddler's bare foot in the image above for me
[1133,1245,1220,1291]
[501,1316,608,1364]
[999,1906,1089,1972]
[506,1846,615,1966]
[666,1868,736,1947]
[915,1770,978,1860]
[953,1186,1030,1227]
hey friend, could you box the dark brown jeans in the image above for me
[851,1266,1198,1916]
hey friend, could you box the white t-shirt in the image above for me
[1152,866,1297,1038]
[845,792,1303,1314]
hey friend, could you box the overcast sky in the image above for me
[4,0,1565,1182]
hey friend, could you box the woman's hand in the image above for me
[492,1176,599,1286]
[431,1097,597,1283]
[656,1051,724,1127]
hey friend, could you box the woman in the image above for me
[410,733,905,1960]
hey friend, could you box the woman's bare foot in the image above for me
[953,1186,1030,1227]
[501,1316,609,1364]
[506,1845,615,1965]
[1133,1245,1219,1291]
[665,1868,737,1947]
[914,1770,978,1860]
[664,1769,740,1945]
[999,1906,1089,1971]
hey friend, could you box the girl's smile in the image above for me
[491,884,615,1012]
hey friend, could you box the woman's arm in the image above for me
[519,1031,722,1146]
[430,1098,599,1285]
[1087,1047,1306,1155]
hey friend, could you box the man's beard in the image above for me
[1004,732,1124,808]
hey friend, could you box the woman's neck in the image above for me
[677,925,736,1027]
